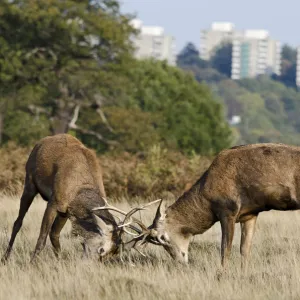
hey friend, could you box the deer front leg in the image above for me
[240,215,258,273]
[31,202,57,262]
[220,215,236,268]
[49,213,68,257]
[2,178,37,263]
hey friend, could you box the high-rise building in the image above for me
[130,19,176,66]
[231,30,281,80]
[200,22,235,60]
[200,23,281,79]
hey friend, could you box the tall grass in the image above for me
[1,194,300,299]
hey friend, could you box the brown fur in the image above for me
[150,143,300,270]
[2,134,119,262]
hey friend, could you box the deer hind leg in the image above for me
[1,176,37,262]
[240,215,258,273]
[31,202,57,262]
[49,213,68,257]
[220,214,237,269]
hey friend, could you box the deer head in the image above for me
[94,199,191,263]
[145,200,191,263]
[80,214,120,262]
[91,198,162,261]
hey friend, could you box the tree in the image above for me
[124,59,232,155]
[177,43,209,69]
[0,0,135,145]
[210,42,232,77]
[177,43,227,84]
[273,44,297,88]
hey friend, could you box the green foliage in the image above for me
[178,43,300,146]
[0,0,136,136]
[4,111,49,147]
[102,107,161,152]
[0,4,232,156]
[123,59,232,154]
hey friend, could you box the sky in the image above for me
[121,0,299,53]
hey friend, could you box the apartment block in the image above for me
[130,19,176,66]
[200,22,235,60]
[231,30,281,80]
[200,23,281,79]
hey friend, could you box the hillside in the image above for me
[177,43,300,145]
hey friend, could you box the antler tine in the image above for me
[139,198,162,209]
[118,220,132,229]
[120,199,162,227]
[130,218,148,232]
[102,197,109,206]
[117,199,163,247]
[93,198,162,244]
[126,199,162,218]
[122,227,140,237]
[92,197,128,216]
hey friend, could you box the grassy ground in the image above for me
[1,195,300,300]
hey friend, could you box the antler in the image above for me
[93,198,163,261]
[92,198,161,232]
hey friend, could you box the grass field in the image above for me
[1,194,300,300]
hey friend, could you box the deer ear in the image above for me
[93,214,113,235]
[152,200,166,228]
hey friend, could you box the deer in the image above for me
[1,134,158,263]
[102,143,300,271]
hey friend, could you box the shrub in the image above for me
[0,144,212,201]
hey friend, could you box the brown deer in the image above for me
[1,134,154,263]
[120,143,300,270]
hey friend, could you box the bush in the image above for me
[0,144,212,200]
[0,142,30,194]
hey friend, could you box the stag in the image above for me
[110,143,300,270]
[1,134,158,262]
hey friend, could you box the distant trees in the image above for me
[177,42,300,146]
[124,59,232,154]
[210,43,232,77]
[0,2,232,155]
[177,43,227,84]
[273,44,297,88]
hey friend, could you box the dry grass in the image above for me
[1,195,300,299]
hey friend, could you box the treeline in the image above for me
[0,0,231,156]
[178,43,300,145]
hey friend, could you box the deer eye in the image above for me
[160,235,166,242]
[98,247,105,255]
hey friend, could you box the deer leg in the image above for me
[220,215,236,268]
[240,215,258,272]
[49,213,68,257]
[31,202,57,262]
[2,179,37,262]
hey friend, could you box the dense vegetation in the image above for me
[178,43,300,145]
[0,0,231,156]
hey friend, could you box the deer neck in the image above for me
[166,189,216,235]
[70,188,113,220]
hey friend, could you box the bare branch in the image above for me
[69,105,80,128]
[69,124,119,146]
[96,108,114,133]
[68,106,118,146]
